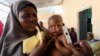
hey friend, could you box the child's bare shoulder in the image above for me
[57,34,66,41]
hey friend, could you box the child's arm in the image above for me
[61,35,70,48]
[58,34,70,48]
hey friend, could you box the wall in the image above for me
[92,0,100,39]
[38,5,64,28]
[61,0,100,39]
[38,12,53,28]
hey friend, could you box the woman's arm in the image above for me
[29,42,46,56]
[69,42,94,56]
[29,39,54,56]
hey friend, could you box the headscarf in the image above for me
[0,0,37,56]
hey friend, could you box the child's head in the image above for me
[48,15,63,37]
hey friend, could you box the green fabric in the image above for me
[90,41,100,56]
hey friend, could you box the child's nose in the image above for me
[53,26,57,30]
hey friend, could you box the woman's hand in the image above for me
[55,39,93,56]
[79,42,93,56]
[69,42,94,56]
[29,41,46,56]
[36,25,52,45]
[55,39,73,56]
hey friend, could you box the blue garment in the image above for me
[88,39,99,44]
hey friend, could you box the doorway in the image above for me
[79,8,92,40]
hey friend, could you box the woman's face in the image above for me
[87,34,92,41]
[18,6,38,32]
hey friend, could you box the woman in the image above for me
[86,32,100,56]
[86,32,99,43]
[0,0,44,56]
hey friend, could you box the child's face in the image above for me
[48,19,63,37]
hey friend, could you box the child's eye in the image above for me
[49,26,52,28]
[56,25,61,27]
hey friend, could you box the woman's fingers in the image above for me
[68,43,81,56]
[79,42,93,56]
[55,40,72,56]
[69,42,93,56]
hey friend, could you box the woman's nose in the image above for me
[29,16,37,22]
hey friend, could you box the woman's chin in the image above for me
[25,28,36,32]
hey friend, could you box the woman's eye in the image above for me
[22,14,30,18]
[33,14,37,17]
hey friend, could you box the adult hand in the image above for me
[69,42,94,56]
[29,39,54,56]
[29,41,46,56]
[55,39,72,56]
[79,42,93,56]
[36,26,51,44]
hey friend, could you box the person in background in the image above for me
[0,20,3,37]
[39,21,46,30]
[86,32,100,56]
[68,28,71,33]
[70,27,77,44]
[86,32,99,44]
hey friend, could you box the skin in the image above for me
[39,21,43,27]
[69,42,93,56]
[86,34,92,41]
[18,6,38,32]
[55,39,72,56]
[48,18,63,38]
[51,49,63,56]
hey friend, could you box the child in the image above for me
[48,15,70,47]
[48,15,72,56]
